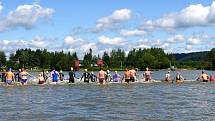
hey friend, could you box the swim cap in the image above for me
[146,67,149,71]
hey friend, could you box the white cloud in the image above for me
[135,44,150,48]
[120,29,147,37]
[185,45,193,51]
[0,40,27,54]
[81,43,97,52]
[64,36,80,45]
[98,36,126,46]
[95,9,132,31]
[150,40,171,50]
[208,1,215,23]
[63,36,98,57]
[140,1,215,30]
[30,36,48,48]
[150,39,162,47]
[160,43,170,49]
[0,37,59,55]
[187,36,201,45]
[167,34,184,43]
[0,3,54,32]
[0,2,3,13]
[0,33,213,59]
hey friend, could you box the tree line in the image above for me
[0,48,215,71]
[79,48,172,70]
[3,49,78,70]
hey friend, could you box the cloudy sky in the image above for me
[0,0,215,58]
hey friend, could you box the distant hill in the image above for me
[172,51,209,61]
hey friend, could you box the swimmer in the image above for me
[144,67,152,81]
[97,68,107,84]
[20,68,32,85]
[5,68,15,85]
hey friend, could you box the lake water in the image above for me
[1,70,215,121]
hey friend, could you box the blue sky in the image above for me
[0,0,215,58]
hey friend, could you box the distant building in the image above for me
[74,60,80,71]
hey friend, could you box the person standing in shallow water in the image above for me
[165,71,172,82]
[175,72,184,83]
[38,73,45,84]
[50,67,59,83]
[20,68,32,85]
[197,71,209,82]
[144,67,152,81]
[81,69,91,83]
[5,68,15,85]
[210,75,215,82]
[124,68,130,83]
[16,69,22,82]
[59,70,64,81]
[97,68,107,84]
[113,71,121,82]
[129,67,136,82]
[69,67,76,83]
[90,71,97,82]
[45,71,49,81]
[105,70,112,82]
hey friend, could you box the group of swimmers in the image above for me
[0,67,65,85]
[196,71,215,82]
[0,67,150,85]
[1,67,215,85]
[76,67,153,84]
[165,70,215,83]
[165,71,184,83]
[1,68,32,85]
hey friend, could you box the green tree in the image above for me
[208,48,215,69]
[110,49,125,68]
[0,51,6,67]
[83,49,93,68]
[102,52,110,67]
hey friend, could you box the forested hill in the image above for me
[172,51,209,61]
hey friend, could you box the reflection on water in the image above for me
[1,70,215,120]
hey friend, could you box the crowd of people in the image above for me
[164,70,215,83]
[0,68,33,85]
[0,67,215,86]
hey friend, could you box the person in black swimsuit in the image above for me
[80,69,91,83]
[90,71,97,82]
[69,67,76,83]
[176,72,184,83]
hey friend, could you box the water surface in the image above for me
[1,70,215,121]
